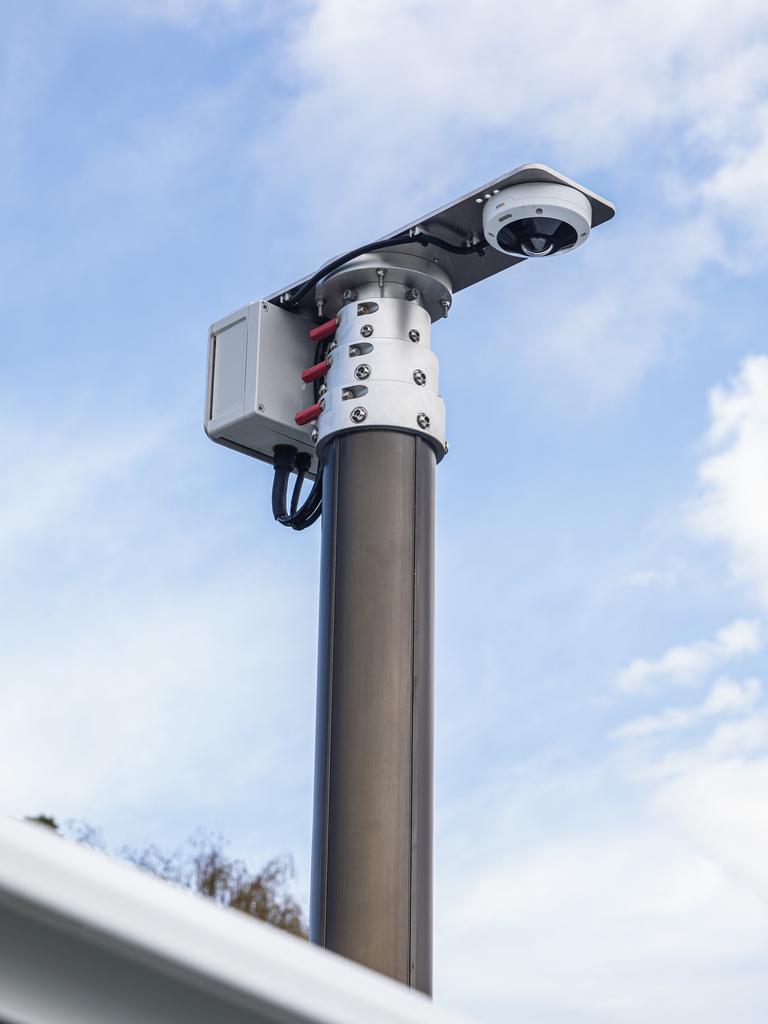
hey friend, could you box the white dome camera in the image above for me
[482,182,592,258]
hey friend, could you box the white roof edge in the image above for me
[0,817,474,1024]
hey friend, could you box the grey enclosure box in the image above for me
[205,301,318,474]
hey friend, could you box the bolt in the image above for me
[350,407,368,424]
[311,428,319,443]
[405,288,420,301]
[280,292,291,304]
[417,412,430,429]
[316,296,326,318]
[440,298,451,318]
[354,363,371,380]
[348,345,360,357]
[341,389,353,400]
[257,403,265,413]
[343,288,357,302]
[360,324,374,338]
[408,329,420,343]
[443,441,449,454]
[376,268,386,290]
[413,369,426,386]
[262,302,268,311]
[319,383,328,397]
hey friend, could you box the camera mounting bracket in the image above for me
[265,164,615,321]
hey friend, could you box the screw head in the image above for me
[319,383,328,397]
[360,324,374,338]
[354,363,371,380]
[343,288,357,302]
[440,298,451,317]
[408,329,420,343]
[413,369,426,386]
[405,288,420,301]
[311,428,319,443]
[417,412,430,430]
[257,403,265,413]
[350,406,368,424]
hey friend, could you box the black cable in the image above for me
[271,446,296,521]
[283,231,485,311]
[295,494,323,530]
[288,465,323,531]
[289,452,312,516]
[271,446,323,531]
[271,466,290,520]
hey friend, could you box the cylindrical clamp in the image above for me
[314,278,449,461]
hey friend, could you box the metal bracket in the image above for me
[315,255,449,462]
[265,164,615,321]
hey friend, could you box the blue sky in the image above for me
[2,2,768,1021]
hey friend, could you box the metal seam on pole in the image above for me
[409,432,421,983]
[322,440,340,946]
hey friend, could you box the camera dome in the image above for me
[482,182,592,259]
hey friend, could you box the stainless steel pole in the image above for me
[310,428,435,994]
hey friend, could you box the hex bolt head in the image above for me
[408,329,420,343]
[343,288,357,302]
[311,428,319,443]
[348,345,360,357]
[360,324,374,338]
[318,383,328,397]
[417,412,431,429]
[350,406,368,424]
[405,288,420,301]
[413,369,426,386]
[354,363,371,380]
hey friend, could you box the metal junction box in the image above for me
[205,301,318,474]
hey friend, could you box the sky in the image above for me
[2,1,768,1021]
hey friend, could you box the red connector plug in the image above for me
[308,318,338,343]
[301,358,332,384]
[295,402,323,426]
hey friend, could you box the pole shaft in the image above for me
[310,429,435,994]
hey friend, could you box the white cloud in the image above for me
[437,769,768,1023]
[250,0,768,401]
[617,618,762,692]
[623,559,685,590]
[614,676,762,738]
[281,0,768,174]
[692,356,768,607]
[0,408,318,846]
[438,644,768,1022]
[0,421,162,559]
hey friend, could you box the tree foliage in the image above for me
[25,815,307,938]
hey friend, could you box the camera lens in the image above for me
[496,216,578,258]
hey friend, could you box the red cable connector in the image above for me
[295,401,323,426]
[308,318,338,343]
[301,358,332,384]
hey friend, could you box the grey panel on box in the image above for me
[211,316,247,420]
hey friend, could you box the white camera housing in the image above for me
[482,182,592,258]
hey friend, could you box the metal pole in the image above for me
[310,428,435,994]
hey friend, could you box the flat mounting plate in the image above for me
[266,164,614,320]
